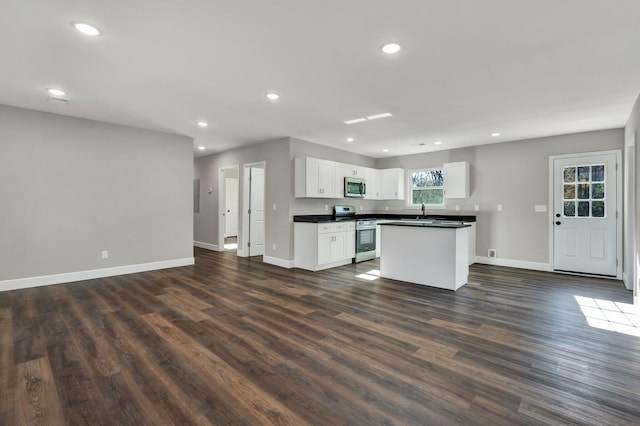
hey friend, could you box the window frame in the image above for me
[406,167,446,209]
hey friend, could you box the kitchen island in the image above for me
[379,221,470,291]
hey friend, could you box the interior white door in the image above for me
[224,177,238,237]
[553,153,618,276]
[249,167,265,256]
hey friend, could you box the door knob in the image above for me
[555,221,561,225]
[555,213,561,218]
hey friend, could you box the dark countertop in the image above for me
[379,221,471,229]
[293,213,476,223]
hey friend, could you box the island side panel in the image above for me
[380,225,469,290]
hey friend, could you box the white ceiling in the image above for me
[2,1,640,158]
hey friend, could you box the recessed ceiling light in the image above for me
[198,146,206,150]
[382,148,389,152]
[491,132,501,137]
[73,22,101,36]
[381,42,401,54]
[266,93,280,101]
[346,138,355,142]
[434,141,442,145]
[344,118,367,125]
[197,121,209,128]
[47,88,66,96]
[366,112,392,120]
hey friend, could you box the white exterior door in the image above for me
[224,177,238,237]
[552,152,618,276]
[249,167,265,256]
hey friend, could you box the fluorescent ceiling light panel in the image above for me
[198,146,206,150]
[344,118,367,124]
[266,92,280,100]
[197,121,209,127]
[491,132,501,137]
[366,112,392,120]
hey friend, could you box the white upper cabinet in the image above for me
[364,167,381,200]
[381,168,405,200]
[295,157,336,198]
[443,161,470,198]
[341,164,365,178]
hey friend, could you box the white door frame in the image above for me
[548,150,623,279]
[218,165,239,252]
[239,161,265,258]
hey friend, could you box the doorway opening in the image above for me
[218,165,239,252]
[240,162,265,258]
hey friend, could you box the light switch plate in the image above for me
[474,205,480,211]
[535,205,547,212]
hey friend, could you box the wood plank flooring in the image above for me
[1,248,639,425]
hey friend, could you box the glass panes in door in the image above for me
[562,164,606,218]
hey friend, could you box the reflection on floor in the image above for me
[224,236,237,250]
[575,295,640,336]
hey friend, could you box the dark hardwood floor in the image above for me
[1,248,639,425]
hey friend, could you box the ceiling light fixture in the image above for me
[366,112,392,120]
[344,118,367,124]
[381,42,401,54]
[434,141,442,145]
[73,22,101,36]
[346,138,355,142]
[266,92,280,101]
[382,148,389,152]
[491,132,501,137]
[47,88,66,96]
[197,121,209,128]
[345,112,392,124]
[198,146,206,150]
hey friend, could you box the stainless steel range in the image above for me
[333,205,376,263]
[355,219,376,262]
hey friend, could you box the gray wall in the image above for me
[624,94,639,296]
[376,129,624,265]
[194,137,292,260]
[195,129,626,268]
[0,105,194,281]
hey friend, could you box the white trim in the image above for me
[263,256,294,268]
[218,165,240,255]
[548,149,623,280]
[474,256,551,272]
[0,257,195,292]
[194,241,220,251]
[623,272,632,290]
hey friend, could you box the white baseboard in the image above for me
[263,256,295,268]
[474,256,551,272]
[194,241,220,251]
[622,272,633,290]
[0,257,195,292]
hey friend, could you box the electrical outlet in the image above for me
[488,249,496,258]
[324,204,328,211]
[497,204,503,211]
[474,205,480,211]
[455,205,460,211]
[273,203,277,211]
[101,250,109,259]
[272,243,276,250]
[385,205,389,211]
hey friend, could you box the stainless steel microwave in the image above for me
[344,177,366,198]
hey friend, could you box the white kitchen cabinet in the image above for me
[381,168,404,200]
[341,164,365,178]
[294,221,355,271]
[443,161,470,198]
[364,167,381,200]
[295,157,336,198]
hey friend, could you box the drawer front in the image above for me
[345,222,356,231]
[318,223,333,234]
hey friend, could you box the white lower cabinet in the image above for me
[295,222,356,271]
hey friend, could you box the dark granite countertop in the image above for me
[379,221,471,229]
[293,213,476,223]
